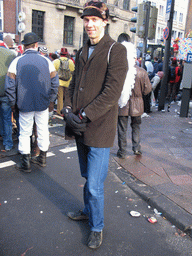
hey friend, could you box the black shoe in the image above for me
[134,150,142,155]
[167,105,170,112]
[117,151,126,159]
[87,231,103,249]
[67,210,89,221]
[31,150,47,167]
[16,154,31,173]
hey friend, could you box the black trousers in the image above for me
[117,116,141,155]
[143,93,151,113]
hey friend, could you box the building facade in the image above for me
[141,0,189,44]
[1,0,189,54]
[17,0,138,53]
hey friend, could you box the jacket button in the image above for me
[79,87,83,91]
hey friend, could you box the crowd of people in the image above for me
[0,0,187,249]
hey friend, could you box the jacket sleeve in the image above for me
[84,43,128,122]
[5,72,16,107]
[50,71,59,102]
[5,57,18,106]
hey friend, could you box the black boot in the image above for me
[17,154,31,173]
[31,150,47,167]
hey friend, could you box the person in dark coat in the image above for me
[62,0,128,249]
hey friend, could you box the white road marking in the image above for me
[47,152,55,157]
[0,160,16,169]
[59,146,77,153]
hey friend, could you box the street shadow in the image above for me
[20,165,90,245]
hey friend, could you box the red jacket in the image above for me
[175,66,181,83]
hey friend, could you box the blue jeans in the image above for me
[0,96,13,150]
[76,140,110,232]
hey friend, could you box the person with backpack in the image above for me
[167,57,177,111]
[53,48,75,115]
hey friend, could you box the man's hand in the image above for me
[61,107,87,135]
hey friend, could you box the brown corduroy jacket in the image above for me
[118,66,152,117]
[64,35,128,147]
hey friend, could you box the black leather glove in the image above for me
[61,107,87,135]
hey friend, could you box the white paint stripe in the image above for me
[48,123,63,128]
[59,146,77,153]
[0,160,16,169]
[53,114,63,120]
[47,152,55,157]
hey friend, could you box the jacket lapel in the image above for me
[80,35,110,67]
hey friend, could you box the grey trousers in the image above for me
[117,116,141,155]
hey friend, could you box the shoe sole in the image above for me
[31,159,46,167]
[67,212,89,221]
[16,166,31,173]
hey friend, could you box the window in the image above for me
[63,16,74,45]
[171,30,177,39]
[178,32,183,38]
[32,10,44,42]
[179,13,183,23]
[0,0,3,31]
[173,11,177,21]
[123,0,130,11]
[159,5,164,16]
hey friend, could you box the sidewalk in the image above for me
[111,101,192,237]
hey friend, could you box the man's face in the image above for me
[83,16,106,43]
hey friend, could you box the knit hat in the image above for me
[39,46,48,54]
[3,35,14,48]
[81,1,109,20]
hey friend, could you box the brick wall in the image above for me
[4,0,17,34]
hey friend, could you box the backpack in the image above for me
[169,66,176,81]
[58,58,72,81]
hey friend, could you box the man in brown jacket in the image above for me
[117,40,152,158]
[61,0,128,249]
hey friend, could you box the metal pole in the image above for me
[158,0,175,111]
[141,1,151,68]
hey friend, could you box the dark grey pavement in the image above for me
[1,133,192,255]
[1,104,192,254]
[112,101,192,237]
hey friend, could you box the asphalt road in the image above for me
[1,141,192,255]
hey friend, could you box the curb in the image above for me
[110,157,192,238]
